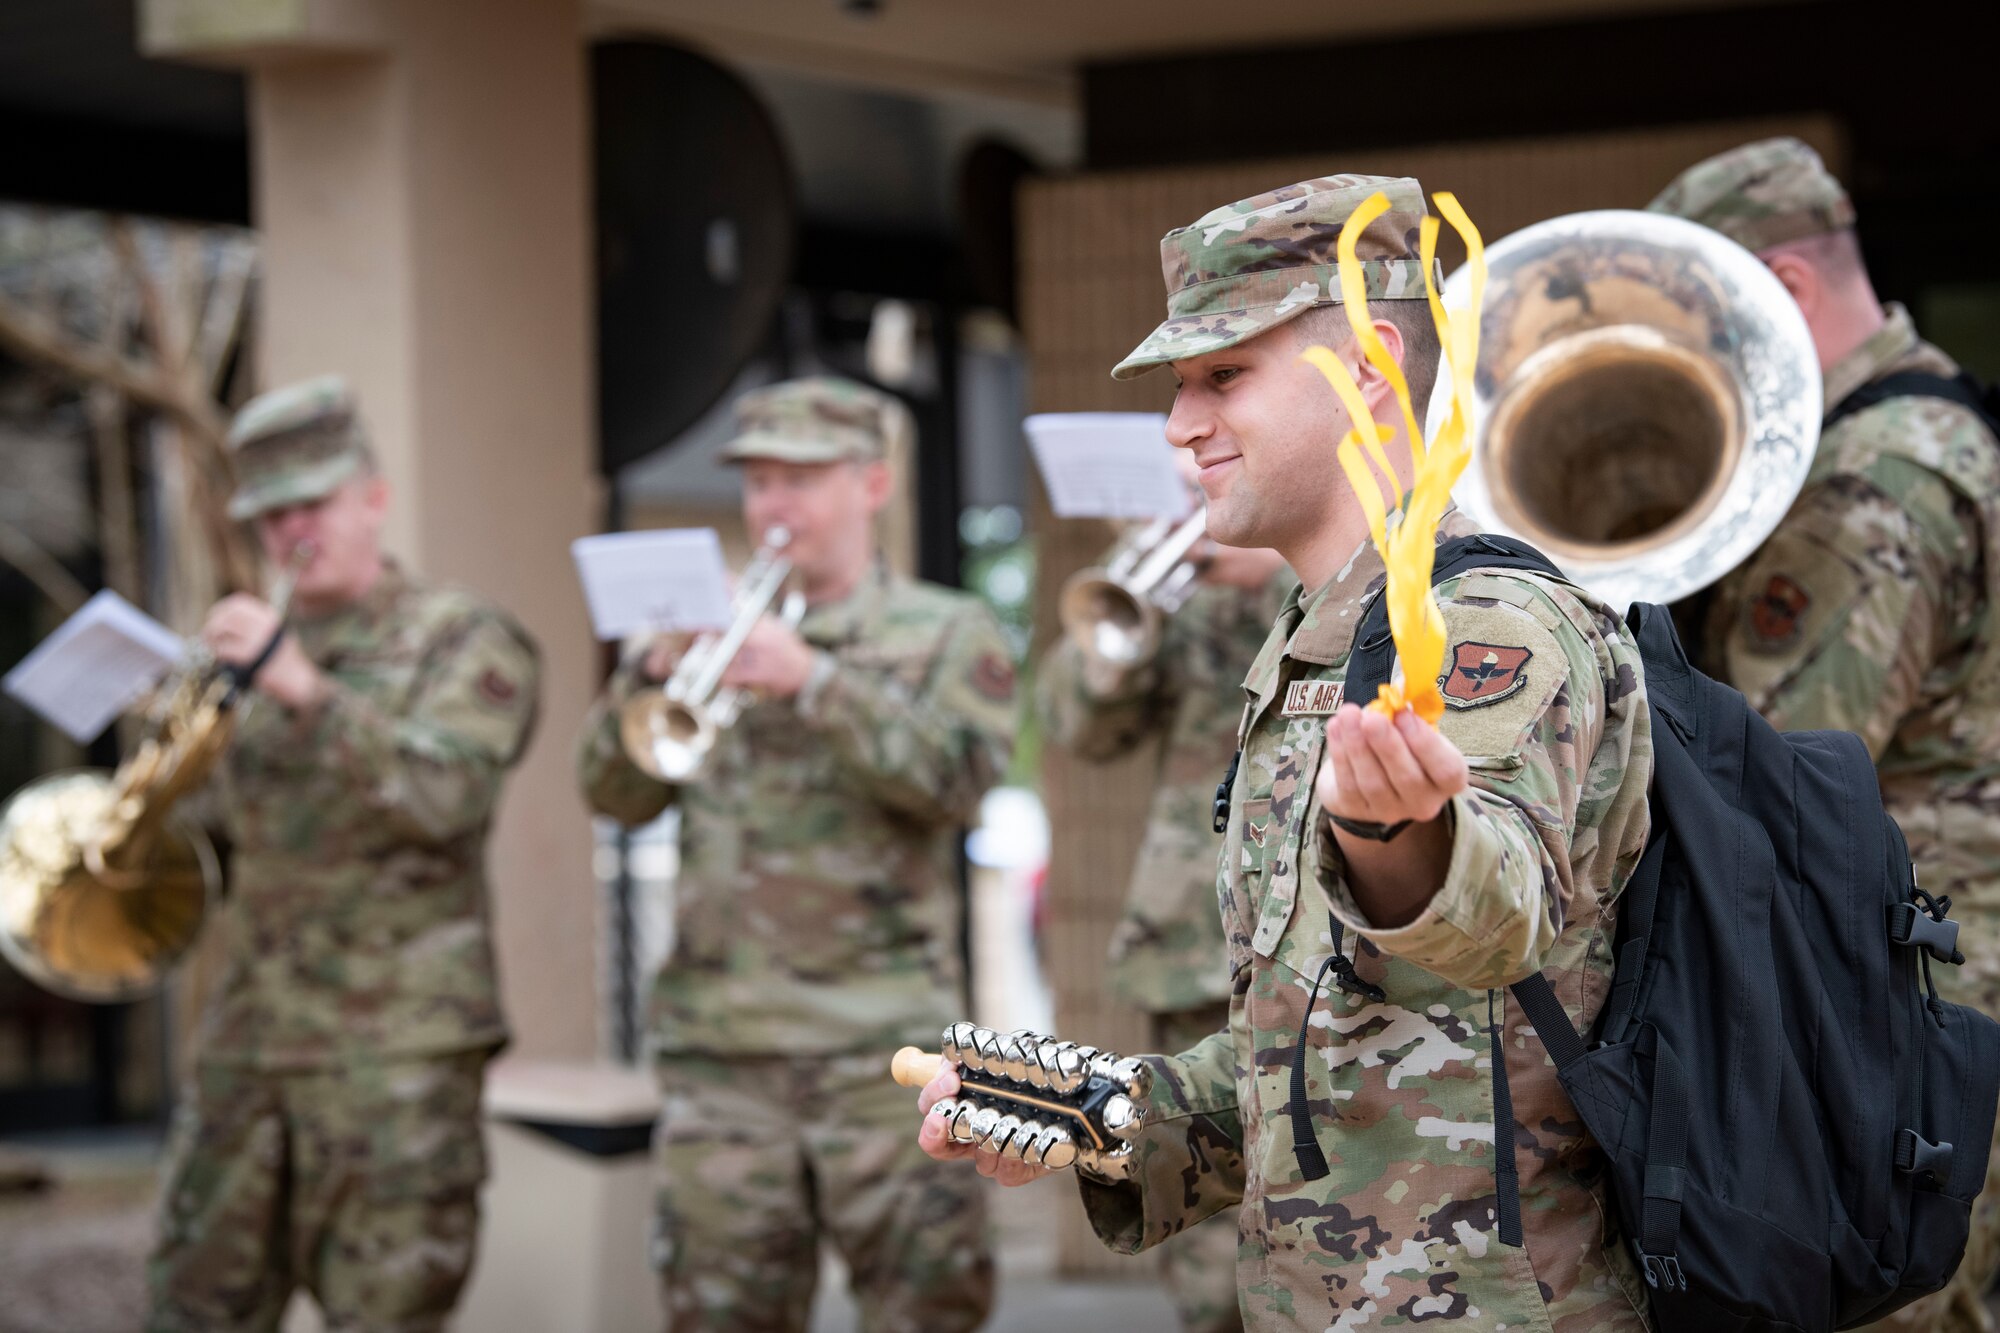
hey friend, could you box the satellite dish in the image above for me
[593,41,796,473]
[955,138,1038,324]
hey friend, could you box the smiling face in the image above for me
[1167,318,1411,562]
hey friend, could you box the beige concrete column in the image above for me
[144,0,601,1061]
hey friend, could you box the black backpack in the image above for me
[1341,533,2000,1331]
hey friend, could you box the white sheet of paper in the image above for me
[3,590,186,744]
[1023,412,1190,520]
[571,529,735,641]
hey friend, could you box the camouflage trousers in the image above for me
[147,1052,489,1333]
[1150,1004,1245,1333]
[652,1049,995,1332]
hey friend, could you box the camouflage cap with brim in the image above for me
[1113,174,1438,381]
[716,375,909,466]
[1648,136,1855,254]
[225,374,372,520]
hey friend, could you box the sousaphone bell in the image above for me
[1434,209,1822,609]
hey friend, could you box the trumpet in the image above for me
[0,544,313,1002]
[619,529,806,783]
[1058,509,1207,668]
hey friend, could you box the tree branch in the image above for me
[0,520,89,616]
[0,294,224,445]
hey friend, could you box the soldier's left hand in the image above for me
[718,616,815,698]
[915,1061,1052,1187]
[1315,703,1469,828]
[202,594,326,710]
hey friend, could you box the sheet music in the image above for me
[570,529,735,641]
[3,590,186,744]
[1024,413,1191,520]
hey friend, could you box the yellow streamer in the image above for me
[1302,190,1487,726]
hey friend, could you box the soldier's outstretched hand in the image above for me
[1314,702,1468,926]
[915,1062,1052,1187]
[1315,702,1468,828]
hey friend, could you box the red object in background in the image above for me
[1028,864,1048,947]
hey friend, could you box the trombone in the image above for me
[619,528,806,784]
[0,544,314,1002]
[1058,509,1207,668]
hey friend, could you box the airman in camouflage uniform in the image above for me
[1654,137,2000,1333]
[920,175,1657,1330]
[1037,540,1289,1333]
[149,375,541,1333]
[578,376,1012,1332]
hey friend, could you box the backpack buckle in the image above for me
[1895,1128,1954,1185]
[1213,748,1242,834]
[1889,901,1964,966]
[1332,968,1386,1005]
[1639,1250,1687,1292]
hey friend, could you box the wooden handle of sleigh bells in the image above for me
[892,1047,943,1089]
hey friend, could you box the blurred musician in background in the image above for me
[150,375,541,1333]
[577,376,1015,1332]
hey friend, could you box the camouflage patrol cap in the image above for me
[717,375,911,466]
[225,374,373,520]
[1113,174,1438,381]
[1648,137,1856,253]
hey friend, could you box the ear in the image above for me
[858,460,894,515]
[358,474,392,529]
[1353,317,1408,414]
[1762,251,1820,320]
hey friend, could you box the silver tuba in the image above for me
[618,529,805,783]
[1434,209,1822,610]
[1058,509,1207,668]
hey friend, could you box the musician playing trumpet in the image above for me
[149,375,542,1333]
[577,376,1015,1332]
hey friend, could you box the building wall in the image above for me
[239,0,601,1063]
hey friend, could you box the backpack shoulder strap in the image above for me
[1826,369,2000,435]
[1343,535,1680,1052]
[1337,534,1688,1258]
[1345,533,1565,704]
[1343,533,1613,1041]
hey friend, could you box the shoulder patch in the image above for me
[1433,597,1574,762]
[1747,573,1810,648]
[1440,643,1533,708]
[970,651,1016,702]
[478,666,520,707]
[1727,530,1865,663]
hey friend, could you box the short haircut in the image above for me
[1289,301,1443,422]
[1764,226,1868,289]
